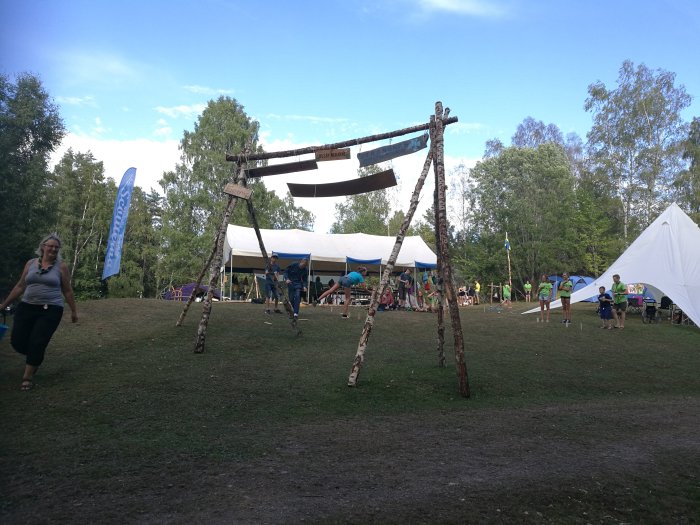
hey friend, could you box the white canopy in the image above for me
[523,203,700,326]
[223,225,437,274]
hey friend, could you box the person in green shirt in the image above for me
[524,280,532,302]
[537,274,553,322]
[501,282,512,308]
[611,273,628,329]
[559,272,574,325]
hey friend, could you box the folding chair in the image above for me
[627,295,643,315]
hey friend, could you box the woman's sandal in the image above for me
[20,379,33,391]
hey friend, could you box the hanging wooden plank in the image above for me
[223,183,253,200]
[287,169,396,198]
[245,160,318,178]
[357,133,429,167]
[315,148,351,161]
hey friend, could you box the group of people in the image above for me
[535,272,629,328]
[263,255,368,320]
[457,281,480,306]
[264,258,456,317]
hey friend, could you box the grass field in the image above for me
[1,299,699,524]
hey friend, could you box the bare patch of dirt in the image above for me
[4,398,700,524]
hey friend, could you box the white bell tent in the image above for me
[523,203,700,326]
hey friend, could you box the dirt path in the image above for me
[4,398,699,524]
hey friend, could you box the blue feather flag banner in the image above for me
[102,167,136,280]
[504,233,511,251]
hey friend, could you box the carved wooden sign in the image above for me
[315,148,351,161]
[223,183,253,200]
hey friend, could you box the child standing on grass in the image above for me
[598,286,613,329]
[537,274,553,322]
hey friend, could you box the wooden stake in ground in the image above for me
[348,149,434,387]
[431,102,470,398]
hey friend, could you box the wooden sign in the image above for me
[223,183,252,200]
[315,148,351,162]
[287,169,397,198]
[357,133,429,167]
[245,160,318,178]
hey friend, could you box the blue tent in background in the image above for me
[548,275,597,302]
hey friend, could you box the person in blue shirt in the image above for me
[264,254,282,314]
[317,266,368,318]
[598,286,613,329]
[283,258,309,319]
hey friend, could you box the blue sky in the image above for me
[2,0,699,232]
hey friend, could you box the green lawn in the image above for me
[1,299,698,523]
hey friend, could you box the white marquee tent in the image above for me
[222,225,438,275]
[523,203,700,326]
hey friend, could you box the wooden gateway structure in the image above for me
[180,101,470,398]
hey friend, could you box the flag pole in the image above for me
[505,231,512,286]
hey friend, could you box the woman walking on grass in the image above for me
[0,233,78,391]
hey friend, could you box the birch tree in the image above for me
[585,60,691,240]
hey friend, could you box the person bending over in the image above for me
[317,266,368,318]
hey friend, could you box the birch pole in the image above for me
[193,162,246,353]
[176,225,223,327]
[348,149,434,387]
[505,231,512,287]
[431,102,470,398]
[432,184,446,368]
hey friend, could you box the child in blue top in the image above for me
[598,286,613,329]
[317,266,368,318]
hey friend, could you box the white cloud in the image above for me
[50,133,180,194]
[448,121,485,134]
[183,85,234,96]
[55,95,96,106]
[92,117,107,136]
[154,126,173,137]
[154,103,207,119]
[416,0,508,16]
[265,113,350,124]
[55,50,141,86]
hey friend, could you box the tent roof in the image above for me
[223,225,437,274]
[523,203,700,326]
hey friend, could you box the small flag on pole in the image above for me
[504,233,511,251]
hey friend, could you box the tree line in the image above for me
[2,60,698,299]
